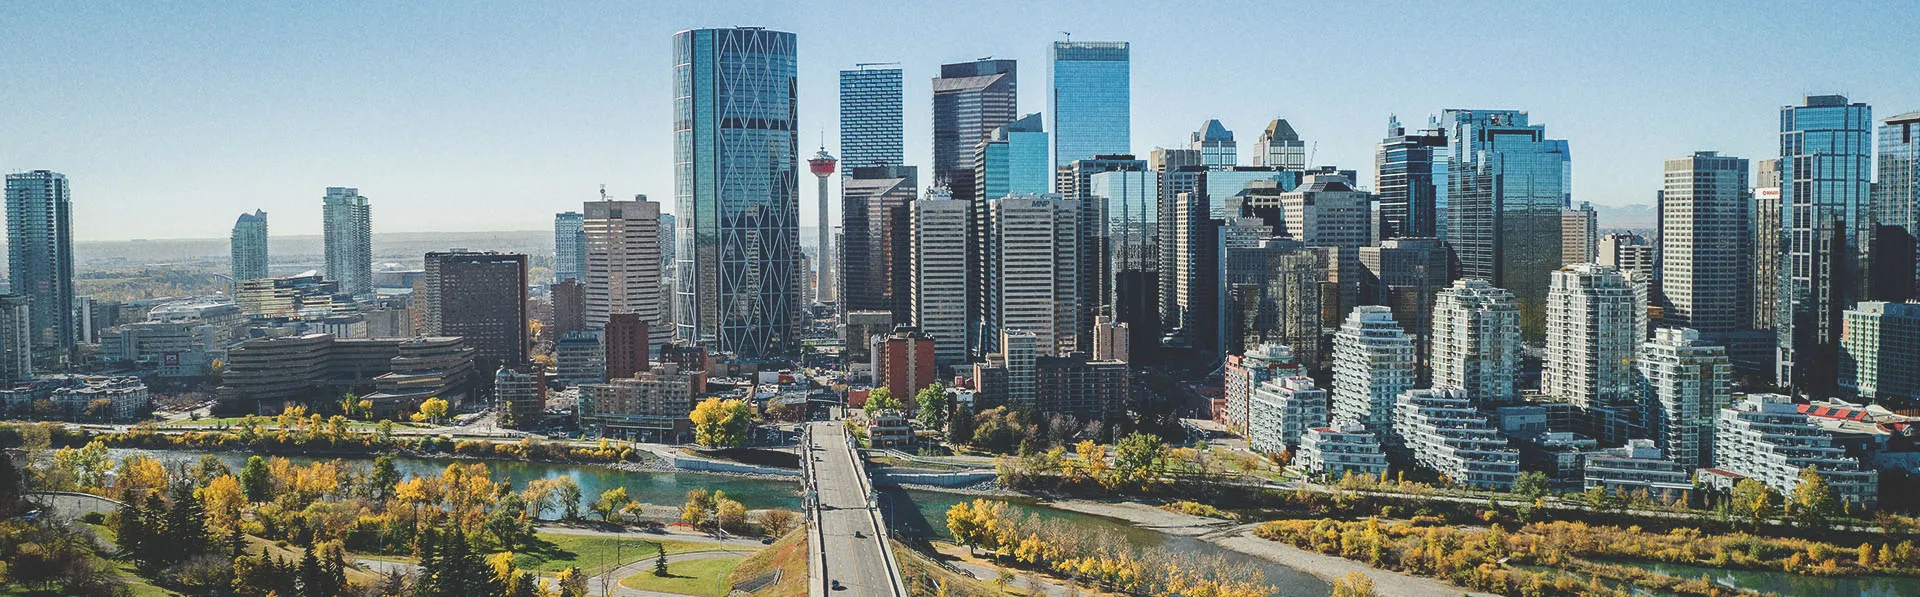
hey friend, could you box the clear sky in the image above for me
[3,1,1916,241]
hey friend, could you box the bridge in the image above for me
[802,421,908,597]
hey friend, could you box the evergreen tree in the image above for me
[415,530,503,597]
[239,455,273,502]
[506,572,539,597]
[165,482,212,560]
[370,454,401,501]
[228,526,247,560]
[140,492,168,570]
[0,453,21,515]
[113,501,148,566]
[299,546,330,597]
[654,543,668,576]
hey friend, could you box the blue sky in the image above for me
[2,1,1915,240]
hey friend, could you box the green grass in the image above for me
[509,532,751,576]
[619,557,744,597]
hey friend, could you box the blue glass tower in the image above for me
[1777,95,1873,393]
[1442,109,1571,336]
[1375,115,1449,240]
[554,211,585,283]
[975,114,1052,202]
[672,28,800,360]
[838,66,904,170]
[1050,41,1130,168]
[4,170,74,363]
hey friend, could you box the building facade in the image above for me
[840,165,918,323]
[910,189,969,365]
[1253,119,1306,171]
[584,196,667,350]
[1222,343,1303,433]
[5,170,76,362]
[931,59,1018,196]
[231,210,270,282]
[1777,95,1874,395]
[1441,110,1571,334]
[1374,116,1448,240]
[1330,306,1416,433]
[554,211,586,284]
[839,65,905,170]
[1297,419,1389,480]
[1430,279,1522,405]
[1544,264,1645,444]
[1395,386,1522,490]
[1191,119,1236,168]
[1561,202,1597,265]
[984,194,1078,356]
[1248,376,1328,454]
[1840,301,1920,408]
[1640,327,1733,469]
[1715,393,1878,508]
[1661,152,1751,335]
[1049,41,1130,168]
[321,187,372,297]
[424,251,528,377]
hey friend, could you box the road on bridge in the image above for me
[804,421,904,597]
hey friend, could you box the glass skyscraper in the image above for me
[4,170,75,361]
[321,187,372,297]
[932,59,1018,198]
[838,66,903,170]
[554,211,585,283]
[1050,41,1130,168]
[1777,95,1873,394]
[974,114,1052,202]
[1878,112,1920,292]
[231,210,270,282]
[672,27,800,360]
[1191,119,1236,168]
[1375,115,1449,240]
[1442,109,1571,335]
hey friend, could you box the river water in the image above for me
[118,449,1333,596]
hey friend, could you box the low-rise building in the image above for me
[578,363,705,443]
[1395,386,1522,490]
[1222,343,1303,433]
[220,334,475,415]
[1033,354,1129,420]
[1715,393,1878,508]
[1248,376,1327,454]
[867,409,912,447]
[1512,430,1600,482]
[1297,418,1389,480]
[554,331,605,387]
[495,367,546,429]
[1584,439,1692,502]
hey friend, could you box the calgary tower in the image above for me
[808,147,837,306]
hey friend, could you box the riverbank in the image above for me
[1213,531,1497,597]
[1041,499,1230,536]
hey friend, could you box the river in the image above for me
[117,449,1333,596]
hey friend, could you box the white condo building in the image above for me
[1640,327,1733,469]
[1839,301,1920,408]
[1247,376,1328,454]
[1715,393,1877,508]
[1395,386,1522,490]
[1583,439,1692,502]
[1298,419,1389,480]
[1544,264,1646,444]
[911,189,970,365]
[584,196,666,350]
[985,194,1078,356]
[1331,306,1416,433]
[1222,342,1302,432]
[1430,279,1522,404]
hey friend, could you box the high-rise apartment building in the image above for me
[1777,95,1873,394]
[554,211,586,284]
[584,196,666,352]
[1430,279,1522,405]
[1331,306,1417,434]
[984,194,1077,356]
[1640,327,1732,469]
[1561,202,1597,265]
[840,166,917,323]
[604,313,650,381]
[5,171,75,361]
[1375,116,1448,239]
[1191,120,1236,168]
[495,368,545,428]
[423,251,528,377]
[875,326,937,404]
[1661,152,1751,335]
[672,28,800,360]
[0,295,32,384]
[1049,41,1130,168]
[1543,264,1645,444]
[1253,119,1306,171]
[839,65,904,170]
[932,59,1018,198]
[1442,109,1571,334]
[321,187,372,297]
[231,210,269,282]
[1839,301,1920,408]
[1752,159,1783,332]
[911,189,969,365]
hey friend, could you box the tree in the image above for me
[689,397,752,447]
[239,455,273,502]
[1329,571,1379,597]
[1111,432,1168,491]
[758,509,797,537]
[369,454,401,501]
[555,567,589,597]
[592,487,632,522]
[553,476,583,521]
[682,489,715,527]
[1731,478,1780,528]
[1512,471,1550,500]
[0,455,19,516]
[415,530,504,597]
[1792,466,1840,528]
[164,482,212,561]
[716,498,748,534]
[197,474,248,531]
[654,544,669,576]
[377,419,396,444]
[419,397,451,424]
[114,500,151,569]
[915,383,949,432]
[864,387,900,416]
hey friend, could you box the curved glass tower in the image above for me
[672,28,800,360]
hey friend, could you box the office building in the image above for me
[1441,110,1571,333]
[1716,393,1877,508]
[839,65,904,169]
[321,187,372,297]
[423,251,528,376]
[1090,315,1129,363]
[1840,301,1920,408]
[1640,327,1733,468]
[841,165,918,323]
[550,279,585,338]
[554,211,586,283]
[998,330,1038,408]
[0,296,33,384]
[932,59,1018,197]
[1751,159,1783,332]
[1222,343,1304,433]
[1253,118,1307,171]
[1297,419,1390,480]
[1191,119,1236,168]
[875,326,938,406]
[672,27,800,360]
[1561,202,1597,265]
[1076,159,1156,348]
[604,313,649,381]
[5,170,75,361]
[496,367,545,428]
[1596,233,1655,280]
[1661,152,1751,334]
[1049,41,1130,168]
[220,334,474,415]
[984,194,1077,356]
[1222,237,1324,368]
[974,114,1052,201]
[1543,264,1645,443]
[1395,386,1522,490]
[584,196,666,351]
[1248,376,1329,454]
[231,210,270,282]
[1430,279,1522,405]
[1777,95,1874,394]
[1276,174,1372,318]
[1583,440,1692,502]
[1878,112,1920,299]
[845,310,893,375]
[1374,116,1447,239]
[911,189,969,365]
[1331,306,1417,433]
[1033,354,1128,420]
[578,363,705,443]
[554,330,605,387]
[1359,238,1452,377]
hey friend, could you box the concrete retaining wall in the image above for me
[870,469,997,487]
[664,452,802,477]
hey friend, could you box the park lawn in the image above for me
[729,526,807,596]
[619,557,743,597]
[510,532,750,576]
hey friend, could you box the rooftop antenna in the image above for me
[1060,31,1071,42]
[599,184,608,202]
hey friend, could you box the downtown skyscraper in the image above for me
[584,196,667,351]
[839,65,904,170]
[1050,41,1130,168]
[230,210,270,282]
[672,27,800,360]
[1659,151,1751,337]
[1442,109,1571,334]
[1375,115,1448,240]
[1878,111,1920,295]
[4,170,75,361]
[554,211,585,283]
[840,165,918,324]
[322,187,372,297]
[1776,95,1873,394]
[932,59,1018,198]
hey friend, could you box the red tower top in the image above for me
[808,148,837,177]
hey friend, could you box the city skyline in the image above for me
[3,2,1916,241]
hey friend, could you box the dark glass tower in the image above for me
[1441,109,1571,337]
[672,27,800,360]
[838,66,904,170]
[932,59,1018,198]
[4,170,74,363]
[1777,95,1873,394]
[1375,115,1449,240]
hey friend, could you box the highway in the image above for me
[804,421,906,597]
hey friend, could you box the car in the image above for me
[762,537,775,545]
[853,530,864,538]
[831,580,845,591]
